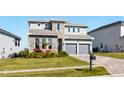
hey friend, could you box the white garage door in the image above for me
[65,43,77,54]
[79,44,89,54]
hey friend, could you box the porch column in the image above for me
[90,43,93,52]
[62,38,65,51]
[77,41,79,54]
[63,43,65,51]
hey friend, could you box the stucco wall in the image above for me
[89,24,122,51]
[30,23,50,30]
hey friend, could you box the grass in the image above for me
[0,67,109,77]
[95,52,124,59]
[0,56,89,71]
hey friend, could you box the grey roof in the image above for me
[88,21,124,34]
[64,34,94,40]
[65,23,88,28]
[28,20,49,23]
[49,19,66,22]
[28,29,58,36]
[28,19,66,23]
[0,29,21,39]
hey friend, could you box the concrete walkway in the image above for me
[71,54,124,76]
[0,65,98,74]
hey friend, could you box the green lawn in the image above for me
[0,67,109,77]
[0,56,88,71]
[95,52,124,59]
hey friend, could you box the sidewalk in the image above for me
[0,65,98,74]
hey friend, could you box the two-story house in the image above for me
[28,19,94,54]
[0,29,21,58]
[88,21,124,52]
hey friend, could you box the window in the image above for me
[15,38,17,46]
[78,28,80,32]
[100,43,103,48]
[3,48,5,54]
[57,23,60,31]
[18,40,20,47]
[45,23,48,27]
[38,24,40,26]
[68,27,70,32]
[35,38,39,49]
[48,38,52,49]
[73,28,75,32]
[42,37,46,49]
[45,23,48,29]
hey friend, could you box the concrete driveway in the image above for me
[71,54,124,76]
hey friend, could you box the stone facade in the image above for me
[28,36,35,51]
[51,22,56,32]
[28,36,58,52]
[52,37,58,52]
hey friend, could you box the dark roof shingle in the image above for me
[28,29,58,36]
[0,29,21,39]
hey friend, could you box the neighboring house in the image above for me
[0,29,21,58]
[28,19,94,54]
[88,21,124,52]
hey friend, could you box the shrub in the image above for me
[93,47,99,53]
[18,49,68,58]
[33,48,42,52]
[27,52,43,58]
[58,51,68,57]
[10,53,19,58]
[45,51,58,58]
[19,48,29,57]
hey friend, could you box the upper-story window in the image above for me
[57,23,60,31]
[45,23,48,29]
[68,27,70,32]
[18,40,20,47]
[38,23,40,26]
[73,28,75,32]
[78,28,80,33]
[15,38,17,46]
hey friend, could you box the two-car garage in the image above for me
[65,43,90,54]
[64,34,94,55]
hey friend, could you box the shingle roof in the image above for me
[28,29,58,36]
[28,20,49,23]
[0,29,21,39]
[64,34,94,40]
[88,21,124,34]
[49,19,66,23]
[65,23,88,28]
[28,19,66,23]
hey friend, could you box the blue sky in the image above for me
[1,16,124,48]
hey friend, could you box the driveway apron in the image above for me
[71,54,124,75]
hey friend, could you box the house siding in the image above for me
[65,27,87,35]
[0,33,21,58]
[89,24,124,51]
